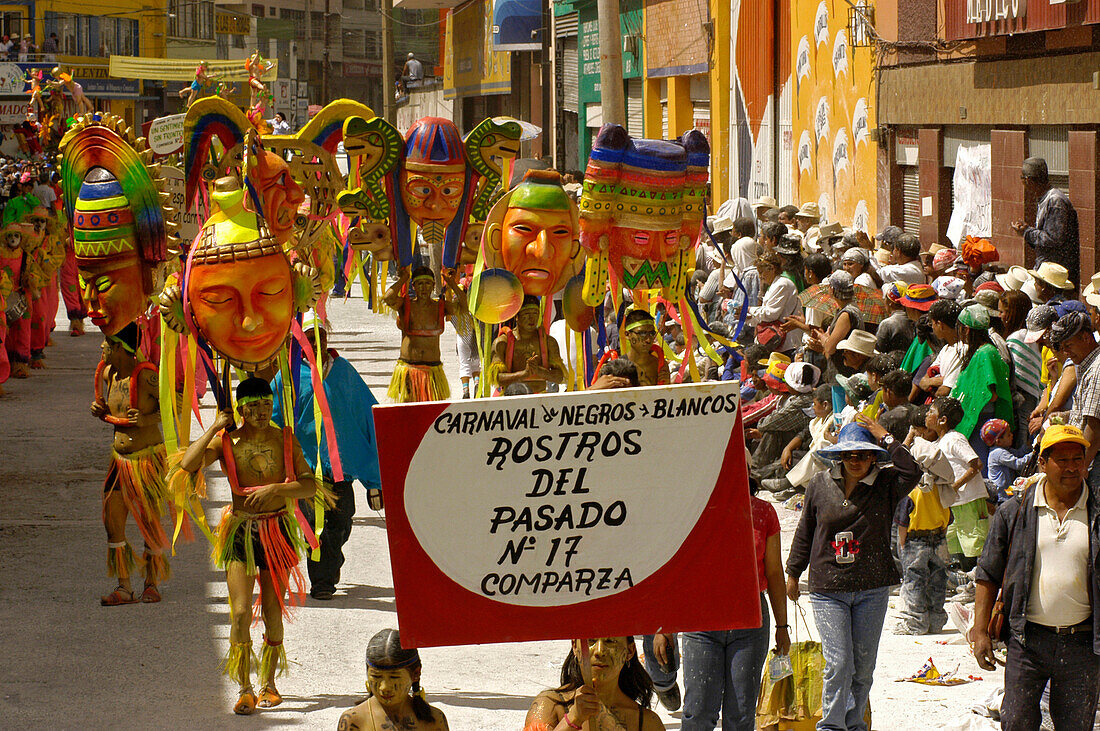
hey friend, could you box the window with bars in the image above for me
[45,12,137,56]
[168,0,215,41]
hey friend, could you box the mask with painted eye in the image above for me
[400,117,468,246]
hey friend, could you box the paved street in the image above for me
[0,283,1002,729]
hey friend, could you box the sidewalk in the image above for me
[0,284,1001,728]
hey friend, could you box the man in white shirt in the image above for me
[31,173,55,212]
[727,216,759,274]
[972,425,1100,730]
[880,233,927,287]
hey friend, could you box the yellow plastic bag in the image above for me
[756,605,824,729]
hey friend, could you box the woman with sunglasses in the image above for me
[785,415,921,731]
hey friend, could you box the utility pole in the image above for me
[596,0,624,126]
[322,0,330,102]
[382,0,395,124]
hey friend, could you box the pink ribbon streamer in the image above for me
[289,318,345,483]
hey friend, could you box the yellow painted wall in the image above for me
[30,1,168,60]
[708,0,730,205]
[791,0,876,233]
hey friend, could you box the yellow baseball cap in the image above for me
[1041,424,1090,454]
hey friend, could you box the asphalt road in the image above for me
[0,283,1000,729]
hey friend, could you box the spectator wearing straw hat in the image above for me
[1012,156,1080,290]
[1028,262,1074,305]
[793,202,822,251]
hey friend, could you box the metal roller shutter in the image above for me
[562,36,578,112]
[625,78,643,137]
[902,166,920,235]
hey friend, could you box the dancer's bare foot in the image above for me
[234,687,258,715]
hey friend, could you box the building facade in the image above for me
[876,0,1100,274]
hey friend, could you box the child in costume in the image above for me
[338,629,449,730]
[383,265,467,402]
[177,377,319,715]
[489,295,567,395]
[91,323,171,605]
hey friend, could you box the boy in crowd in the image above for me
[927,397,989,574]
[981,418,1034,504]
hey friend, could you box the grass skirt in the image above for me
[213,508,308,620]
[388,359,450,402]
[104,445,171,582]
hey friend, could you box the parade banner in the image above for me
[374,381,759,648]
[946,143,992,245]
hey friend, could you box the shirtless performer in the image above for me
[91,323,170,606]
[338,629,449,731]
[489,295,566,394]
[525,637,664,731]
[621,309,669,387]
[383,265,467,402]
[178,377,318,714]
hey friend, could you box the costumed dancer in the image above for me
[52,66,94,115]
[179,60,215,108]
[1,222,31,378]
[178,377,318,715]
[383,265,467,402]
[0,235,14,391]
[92,322,171,605]
[338,629,449,730]
[245,52,274,133]
[488,295,567,394]
[593,308,669,387]
[23,206,57,368]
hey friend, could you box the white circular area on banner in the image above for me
[403,384,739,607]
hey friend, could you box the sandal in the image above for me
[234,687,258,715]
[257,685,282,708]
[141,585,162,603]
[101,586,138,606]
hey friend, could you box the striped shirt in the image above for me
[1007,329,1044,400]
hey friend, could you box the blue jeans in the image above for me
[809,587,891,731]
[681,593,770,731]
[897,532,948,633]
[642,633,679,692]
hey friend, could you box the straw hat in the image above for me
[753,195,778,212]
[818,221,844,241]
[1081,272,1100,307]
[795,202,821,220]
[995,265,1029,292]
[837,329,877,358]
[1028,262,1074,291]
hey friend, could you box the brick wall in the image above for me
[991,129,1027,266]
[918,127,950,246]
[1070,131,1098,285]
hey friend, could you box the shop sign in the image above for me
[215,12,251,36]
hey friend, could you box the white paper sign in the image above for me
[147,113,185,156]
[946,143,992,244]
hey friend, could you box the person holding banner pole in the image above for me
[524,637,664,731]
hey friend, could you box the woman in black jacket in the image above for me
[785,415,920,731]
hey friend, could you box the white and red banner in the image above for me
[374,381,759,648]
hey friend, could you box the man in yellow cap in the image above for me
[972,424,1100,728]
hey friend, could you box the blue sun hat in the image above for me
[815,423,890,463]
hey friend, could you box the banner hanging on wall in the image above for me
[374,381,759,648]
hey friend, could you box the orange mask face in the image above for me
[499,207,577,297]
[608,226,680,262]
[78,254,148,336]
[187,252,294,366]
[400,170,465,228]
[246,151,305,244]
